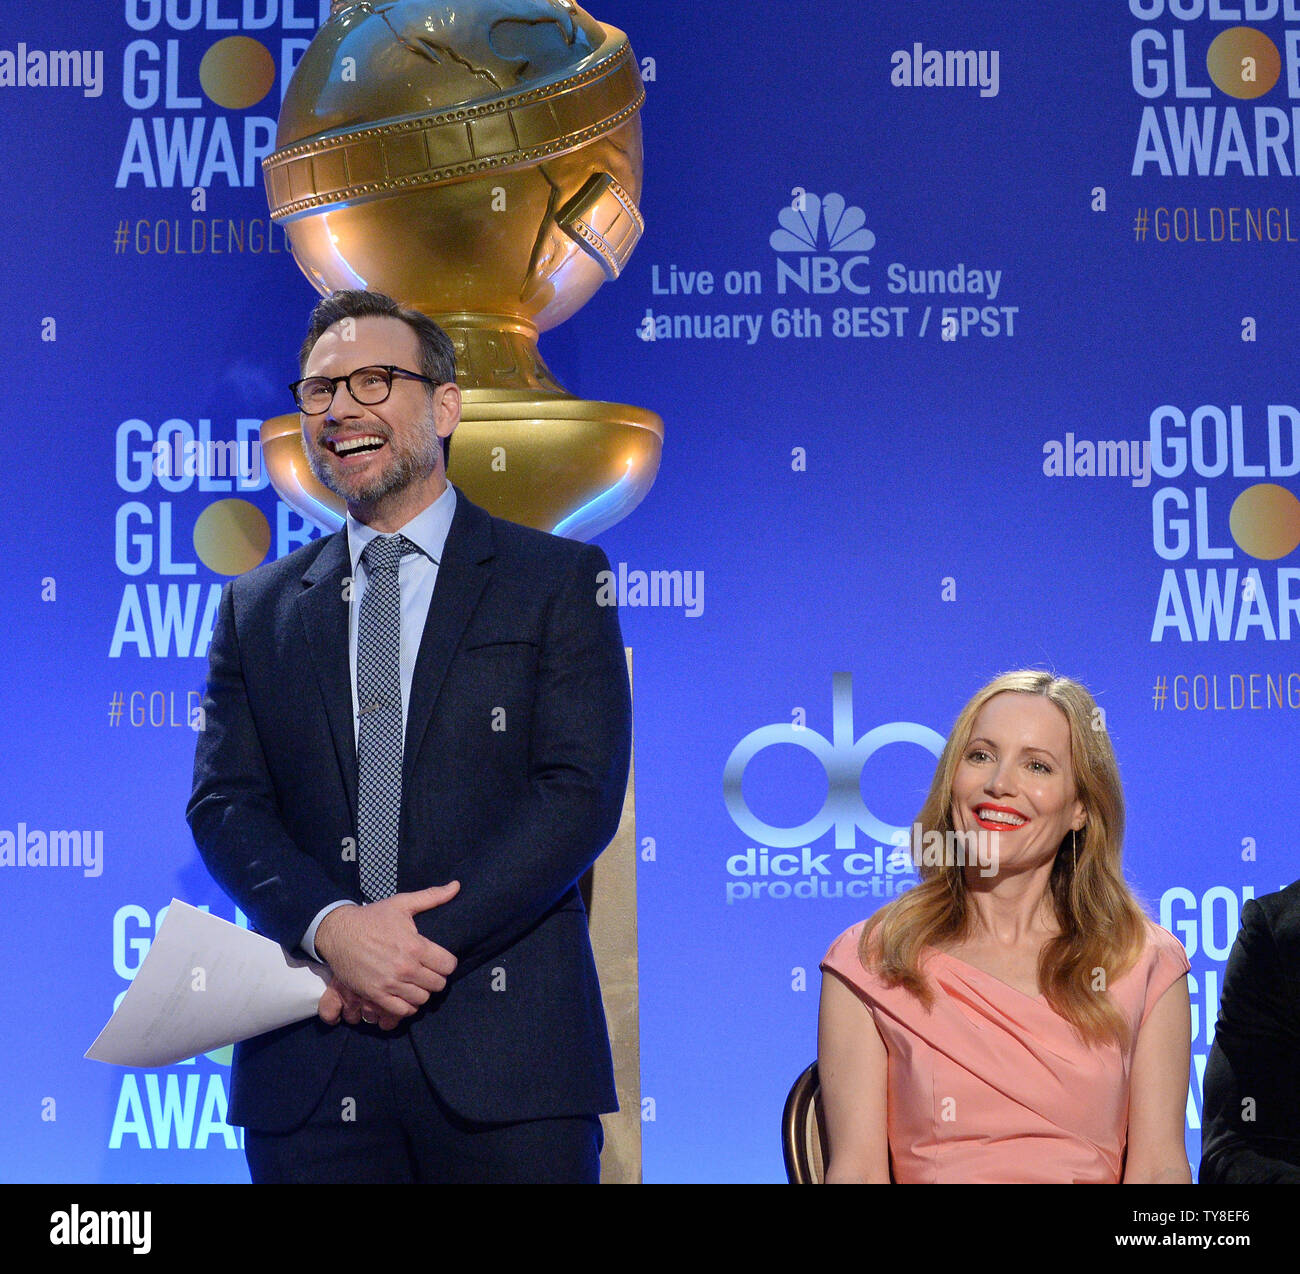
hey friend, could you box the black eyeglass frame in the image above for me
[289,364,442,414]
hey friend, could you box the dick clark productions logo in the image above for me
[723,674,945,849]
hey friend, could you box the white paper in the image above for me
[86,899,330,1068]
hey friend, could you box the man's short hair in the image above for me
[299,289,457,466]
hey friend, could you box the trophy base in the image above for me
[260,391,662,542]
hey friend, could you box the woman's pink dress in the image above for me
[821,918,1190,1183]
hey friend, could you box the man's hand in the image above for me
[317,977,401,1031]
[314,882,460,1023]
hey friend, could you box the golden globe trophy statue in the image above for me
[259,0,661,540]
[258,0,652,1183]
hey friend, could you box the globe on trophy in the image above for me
[259,0,661,539]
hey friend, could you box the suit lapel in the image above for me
[294,531,359,822]
[403,492,494,786]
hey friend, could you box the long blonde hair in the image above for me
[859,670,1148,1048]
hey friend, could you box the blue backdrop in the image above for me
[2,0,1297,1183]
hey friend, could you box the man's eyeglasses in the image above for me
[289,365,441,415]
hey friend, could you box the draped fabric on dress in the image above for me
[821,919,1190,1183]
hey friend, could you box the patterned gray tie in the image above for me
[356,534,411,901]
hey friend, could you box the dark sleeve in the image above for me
[186,580,360,950]
[412,541,632,976]
[1198,897,1300,1184]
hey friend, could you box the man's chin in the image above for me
[314,462,446,517]
[307,455,391,508]
[330,477,398,509]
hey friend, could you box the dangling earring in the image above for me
[1072,827,1078,875]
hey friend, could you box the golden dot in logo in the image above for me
[199,36,276,110]
[1229,483,1300,560]
[1206,27,1280,100]
[193,499,272,576]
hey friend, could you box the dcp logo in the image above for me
[723,673,945,849]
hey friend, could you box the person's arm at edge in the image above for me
[1199,898,1300,1184]
[1123,972,1193,1183]
[817,970,892,1184]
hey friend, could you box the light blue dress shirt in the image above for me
[301,483,458,961]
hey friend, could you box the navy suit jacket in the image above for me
[187,489,630,1132]
[1198,879,1300,1183]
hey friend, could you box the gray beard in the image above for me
[304,427,440,509]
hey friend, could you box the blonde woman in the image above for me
[818,671,1191,1184]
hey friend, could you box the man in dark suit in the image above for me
[187,289,631,1183]
[1199,879,1300,1183]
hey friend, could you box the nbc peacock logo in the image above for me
[769,191,876,295]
